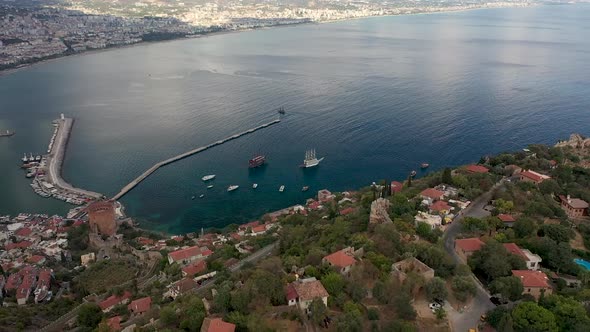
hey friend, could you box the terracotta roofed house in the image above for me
[390,181,403,194]
[168,246,204,265]
[519,170,550,184]
[559,195,589,218]
[323,248,356,275]
[99,291,132,312]
[107,316,122,331]
[466,164,489,173]
[182,260,207,278]
[420,188,445,203]
[200,317,236,332]
[128,296,152,315]
[498,214,516,227]
[455,238,485,261]
[430,200,451,214]
[166,278,198,299]
[286,277,329,313]
[503,243,542,270]
[512,270,552,299]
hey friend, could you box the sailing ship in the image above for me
[0,130,15,137]
[300,149,324,168]
[277,106,286,115]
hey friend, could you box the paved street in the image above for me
[443,180,504,332]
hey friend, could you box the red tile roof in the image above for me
[466,164,489,173]
[285,283,298,301]
[128,296,151,314]
[172,278,198,294]
[559,195,589,209]
[5,241,33,251]
[420,188,445,200]
[182,260,207,277]
[324,250,356,268]
[251,225,267,233]
[291,279,329,302]
[512,270,551,288]
[201,317,236,332]
[27,255,46,264]
[503,243,529,261]
[340,207,357,216]
[168,246,203,263]
[99,291,132,311]
[239,221,260,230]
[15,227,32,237]
[107,316,122,331]
[498,214,516,223]
[455,238,485,252]
[430,200,451,212]
[520,170,549,183]
[390,181,403,194]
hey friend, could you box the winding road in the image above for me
[443,180,505,332]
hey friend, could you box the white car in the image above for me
[429,302,442,311]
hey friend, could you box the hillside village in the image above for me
[2,134,590,331]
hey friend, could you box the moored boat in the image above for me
[253,183,258,189]
[421,163,430,169]
[207,185,214,189]
[227,185,239,192]
[410,170,417,177]
[0,130,15,137]
[279,185,285,192]
[249,155,266,168]
[202,174,216,181]
[199,194,205,198]
[300,149,324,168]
[302,186,309,192]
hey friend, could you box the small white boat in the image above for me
[302,186,309,192]
[202,174,216,181]
[207,185,214,189]
[279,185,285,192]
[253,183,258,189]
[227,185,239,192]
[191,196,196,200]
[199,194,205,198]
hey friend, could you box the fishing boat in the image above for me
[410,170,417,177]
[0,130,15,137]
[207,185,214,189]
[279,185,285,192]
[252,183,258,189]
[227,185,239,192]
[302,186,309,192]
[421,163,430,169]
[301,149,324,168]
[202,174,216,181]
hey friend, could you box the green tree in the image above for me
[337,302,363,332]
[494,199,515,213]
[309,298,327,325]
[541,224,573,243]
[539,294,590,331]
[434,307,446,321]
[425,277,448,302]
[159,306,177,326]
[77,303,103,329]
[451,275,477,302]
[468,240,527,281]
[321,272,346,296]
[393,292,416,320]
[511,302,557,332]
[513,217,537,238]
[441,168,453,185]
[489,276,523,302]
[538,179,562,195]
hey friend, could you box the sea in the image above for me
[1,5,590,234]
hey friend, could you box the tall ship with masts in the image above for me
[301,149,324,168]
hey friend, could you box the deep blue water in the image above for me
[1,5,590,234]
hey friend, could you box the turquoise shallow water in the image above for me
[1,5,590,234]
[574,258,590,271]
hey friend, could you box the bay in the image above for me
[1,5,590,234]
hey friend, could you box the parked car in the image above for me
[429,302,442,311]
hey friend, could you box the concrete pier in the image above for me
[45,117,103,200]
[112,118,281,200]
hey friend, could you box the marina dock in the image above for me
[112,118,281,200]
[26,115,103,204]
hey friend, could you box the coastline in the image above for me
[0,3,537,78]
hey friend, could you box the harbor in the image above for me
[23,115,103,205]
[112,118,281,200]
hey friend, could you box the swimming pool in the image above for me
[574,258,590,271]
